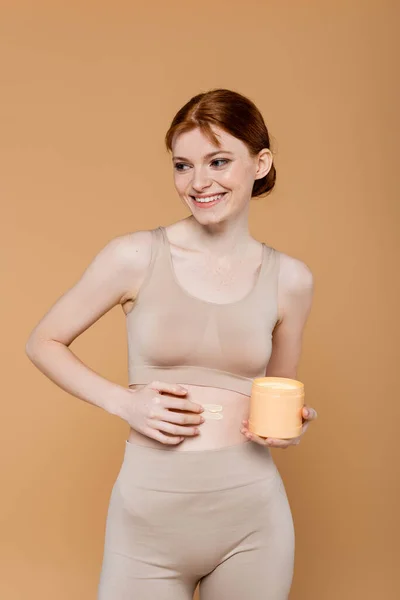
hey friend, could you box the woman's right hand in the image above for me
[122,380,205,445]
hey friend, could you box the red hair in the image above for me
[165,89,276,198]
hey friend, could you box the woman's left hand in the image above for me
[241,405,318,449]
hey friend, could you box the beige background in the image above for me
[1,1,399,598]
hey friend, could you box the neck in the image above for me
[185,211,252,257]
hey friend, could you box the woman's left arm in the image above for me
[241,253,318,449]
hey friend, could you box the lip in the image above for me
[190,192,228,209]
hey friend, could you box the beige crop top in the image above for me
[126,227,280,396]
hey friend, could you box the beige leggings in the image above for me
[97,440,295,600]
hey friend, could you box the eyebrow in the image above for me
[172,150,234,161]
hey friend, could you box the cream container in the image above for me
[248,377,304,439]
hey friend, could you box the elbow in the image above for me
[265,364,298,380]
[25,336,39,361]
[25,335,66,361]
[25,333,47,361]
[269,371,298,381]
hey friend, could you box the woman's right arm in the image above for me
[25,230,204,444]
[25,231,153,419]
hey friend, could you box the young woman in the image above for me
[26,88,318,600]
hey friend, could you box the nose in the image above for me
[191,166,212,192]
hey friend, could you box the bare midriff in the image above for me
[127,384,250,451]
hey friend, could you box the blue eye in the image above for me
[173,158,230,172]
[174,163,189,171]
[211,159,229,168]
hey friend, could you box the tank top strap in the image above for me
[136,227,168,287]
[154,226,175,268]
[147,226,170,271]
[156,225,168,249]
[256,245,281,297]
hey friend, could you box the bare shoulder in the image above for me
[277,250,314,296]
[104,229,154,304]
[104,229,153,267]
[25,229,155,349]
[273,250,314,324]
[69,227,155,307]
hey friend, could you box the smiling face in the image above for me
[171,126,272,226]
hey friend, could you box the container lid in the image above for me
[252,376,304,395]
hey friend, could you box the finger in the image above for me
[241,429,268,446]
[149,381,188,396]
[159,408,204,426]
[241,428,291,449]
[240,425,264,442]
[161,397,204,413]
[149,429,185,445]
[301,421,310,434]
[303,406,318,420]
[152,420,201,437]
[264,437,291,449]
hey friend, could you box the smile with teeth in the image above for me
[191,193,227,204]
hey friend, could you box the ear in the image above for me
[254,148,273,180]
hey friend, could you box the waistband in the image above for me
[128,365,253,396]
[119,440,278,493]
